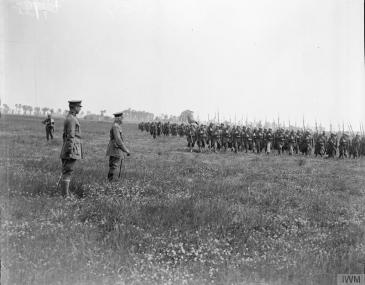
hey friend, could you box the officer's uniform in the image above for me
[106,112,130,181]
[60,100,83,197]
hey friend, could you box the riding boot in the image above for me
[108,171,114,182]
[61,180,71,197]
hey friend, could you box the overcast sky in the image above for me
[3,0,365,129]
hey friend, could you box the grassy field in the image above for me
[1,114,365,285]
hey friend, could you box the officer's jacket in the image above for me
[106,122,128,158]
[60,112,83,160]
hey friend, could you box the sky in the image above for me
[3,0,365,130]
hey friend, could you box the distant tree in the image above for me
[34,107,41,116]
[2,104,10,114]
[100,110,106,117]
[15,104,22,114]
[63,110,68,116]
[22,105,27,115]
[41,107,49,115]
[57,108,62,115]
[27,105,33,115]
[179,110,196,123]
[49,109,54,115]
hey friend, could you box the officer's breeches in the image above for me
[61,159,77,182]
[108,156,121,181]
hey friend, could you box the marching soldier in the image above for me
[171,123,178,136]
[255,128,264,153]
[287,130,296,155]
[265,128,273,154]
[221,124,231,151]
[351,134,361,158]
[275,129,285,155]
[106,112,131,181]
[326,133,337,158]
[196,124,207,152]
[314,131,326,157]
[232,125,241,153]
[339,133,349,159]
[59,100,83,198]
[42,113,55,141]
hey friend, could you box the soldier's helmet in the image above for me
[47,114,51,118]
[268,128,272,132]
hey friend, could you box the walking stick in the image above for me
[56,173,62,191]
[118,153,129,178]
[118,157,123,178]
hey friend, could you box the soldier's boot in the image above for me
[107,171,114,182]
[61,180,71,198]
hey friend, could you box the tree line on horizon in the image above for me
[0,102,197,123]
[0,103,171,123]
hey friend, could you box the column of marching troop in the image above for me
[138,121,365,159]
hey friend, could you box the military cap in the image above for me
[113,112,124,118]
[68,100,82,107]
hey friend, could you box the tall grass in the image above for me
[1,115,365,284]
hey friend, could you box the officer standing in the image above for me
[42,114,55,141]
[106,112,130,181]
[59,100,83,197]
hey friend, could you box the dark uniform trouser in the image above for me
[46,126,54,140]
[108,156,121,181]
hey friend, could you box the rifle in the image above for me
[347,123,355,137]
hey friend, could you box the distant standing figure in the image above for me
[106,112,130,181]
[42,114,55,140]
[59,100,83,198]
